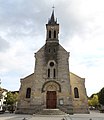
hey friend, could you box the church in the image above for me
[16,10,89,114]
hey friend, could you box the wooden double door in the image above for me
[46,91,57,109]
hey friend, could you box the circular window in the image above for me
[50,62,54,67]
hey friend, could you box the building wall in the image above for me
[34,44,73,113]
[17,74,34,109]
[0,89,7,111]
[70,72,89,113]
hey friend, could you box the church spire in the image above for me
[46,8,59,43]
[48,9,57,24]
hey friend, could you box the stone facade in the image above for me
[70,73,89,113]
[16,10,89,114]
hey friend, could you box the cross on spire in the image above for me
[52,5,55,10]
[48,6,57,24]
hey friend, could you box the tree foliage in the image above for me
[88,94,99,108]
[0,87,3,100]
[5,91,18,106]
[98,87,104,105]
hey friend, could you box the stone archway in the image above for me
[41,81,61,92]
[41,81,61,109]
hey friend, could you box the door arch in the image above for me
[41,81,61,109]
[42,81,61,92]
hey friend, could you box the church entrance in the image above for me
[46,91,57,109]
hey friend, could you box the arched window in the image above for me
[54,30,56,38]
[26,88,31,98]
[47,61,57,79]
[48,69,50,78]
[74,87,79,98]
[53,69,56,78]
[54,48,56,53]
[49,31,51,38]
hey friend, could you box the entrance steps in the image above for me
[35,109,67,115]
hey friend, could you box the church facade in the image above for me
[16,10,89,114]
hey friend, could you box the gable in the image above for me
[21,73,34,83]
[70,72,85,84]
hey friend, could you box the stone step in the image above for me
[35,109,67,115]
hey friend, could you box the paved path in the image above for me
[0,111,104,120]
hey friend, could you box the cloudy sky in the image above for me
[0,0,104,96]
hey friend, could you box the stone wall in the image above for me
[70,72,89,113]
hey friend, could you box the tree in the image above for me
[98,87,104,105]
[88,94,99,109]
[0,87,3,100]
[5,91,18,112]
[91,95,99,108]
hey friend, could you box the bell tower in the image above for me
[45,9,59,64]
[46,10,59,43]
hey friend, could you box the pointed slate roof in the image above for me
[48,10,57,24]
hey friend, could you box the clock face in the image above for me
[51,26,54,29]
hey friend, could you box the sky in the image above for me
[0,0,104,96]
